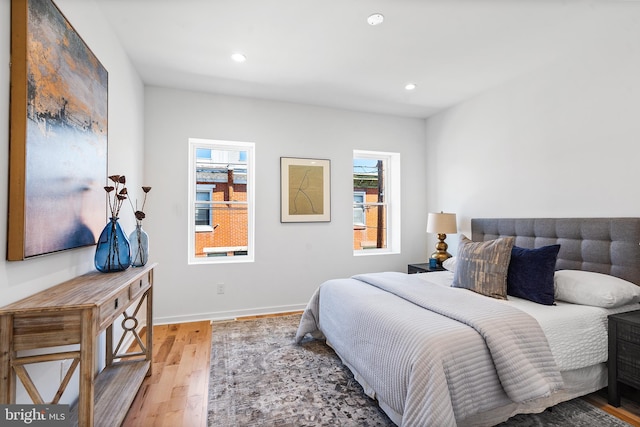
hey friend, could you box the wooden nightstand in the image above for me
[408,263,445,274]
[608,310,640,406]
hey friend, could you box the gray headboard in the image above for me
[471,218,640,286]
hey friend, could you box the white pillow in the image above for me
[554,270,640,308]
[442,257,457,272]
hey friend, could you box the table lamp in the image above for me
[426,212,457,265]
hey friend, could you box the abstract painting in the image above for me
[280,157,331,223]
[8,0,108,260]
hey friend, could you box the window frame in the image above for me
[188,138,255,264]
[353,150,401,256]
[353,191,366,229]
[195,184,215,232]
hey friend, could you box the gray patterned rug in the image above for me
[207,314,630,427]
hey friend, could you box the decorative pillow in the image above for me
[507,245,560,305]
[442,257,457,272]
[554,270,640,308]
[452,235,515,299]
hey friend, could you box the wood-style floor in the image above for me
[122,317,640,427]
[122,321,212,427]
[584,387,640,426]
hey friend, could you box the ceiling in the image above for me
[94,0,639,118]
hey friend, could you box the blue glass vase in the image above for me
[94,217,131,272]
[128,224,149,267]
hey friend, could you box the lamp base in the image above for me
[430,251,452,266]
[430,233,452,266]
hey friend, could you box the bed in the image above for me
[295,218,640,427]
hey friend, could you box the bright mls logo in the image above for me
[0,405,69,426]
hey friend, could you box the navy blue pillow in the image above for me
[507,244,561,305]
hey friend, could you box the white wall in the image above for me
[144,87,427,323]
[0,0,144,403]
[0,0,145,304]
[425,4,640,257]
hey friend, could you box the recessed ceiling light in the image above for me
[405,83,417,91]
[367,13,384,26]
[231,53,247,63]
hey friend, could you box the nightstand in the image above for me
[408,263,445,274]
[608,310,640,406]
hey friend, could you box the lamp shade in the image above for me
[426,212,457,234]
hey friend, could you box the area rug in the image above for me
[207,314,630,427]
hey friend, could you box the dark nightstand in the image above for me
[608,310,640,406]
[407,263,445,274]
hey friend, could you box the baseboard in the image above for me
[153,303,307,325]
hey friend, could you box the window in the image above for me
[353,191,366,228]
[195,185,214,230]
[353,150,400,254]
[188,139,255,263]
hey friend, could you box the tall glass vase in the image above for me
[94,217,131,272]
[129,224,149,267]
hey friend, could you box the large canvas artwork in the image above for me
[8,0,108,260]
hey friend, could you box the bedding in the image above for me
[452,235,514,299]
[554,270,640,308]
[296,217,640,426]
[296,270,639,426]
[442,256,457,271]
[507,244,560,305]
[421,271,640,371]
[296,272,564,426]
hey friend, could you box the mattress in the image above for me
[415,270,640,371]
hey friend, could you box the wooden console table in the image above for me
[0,263,156,427]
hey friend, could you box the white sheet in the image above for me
[415,271,640,371]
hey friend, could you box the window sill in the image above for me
[353,249,399,256]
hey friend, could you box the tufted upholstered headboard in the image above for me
[471,218,640,286]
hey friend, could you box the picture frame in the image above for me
[280,157,331,223]
[8,0,108,260]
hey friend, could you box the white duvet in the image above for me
[416,270,640,371]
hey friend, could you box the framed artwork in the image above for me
[8,0,108,260]
[280,157,331,223]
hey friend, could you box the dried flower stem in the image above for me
[104,175,127,218]
[128,185,152,224]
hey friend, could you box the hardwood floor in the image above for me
[584,386,640,426]
[122,317,640,427]
[122,321,212,427]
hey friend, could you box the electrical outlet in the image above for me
[217,283,225,295]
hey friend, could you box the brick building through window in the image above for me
[189,140,253,263]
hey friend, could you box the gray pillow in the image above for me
[453,235,515,299]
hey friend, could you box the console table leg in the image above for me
[79,309,97,427]
[146,287,153,376]
[0,315,15,403]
